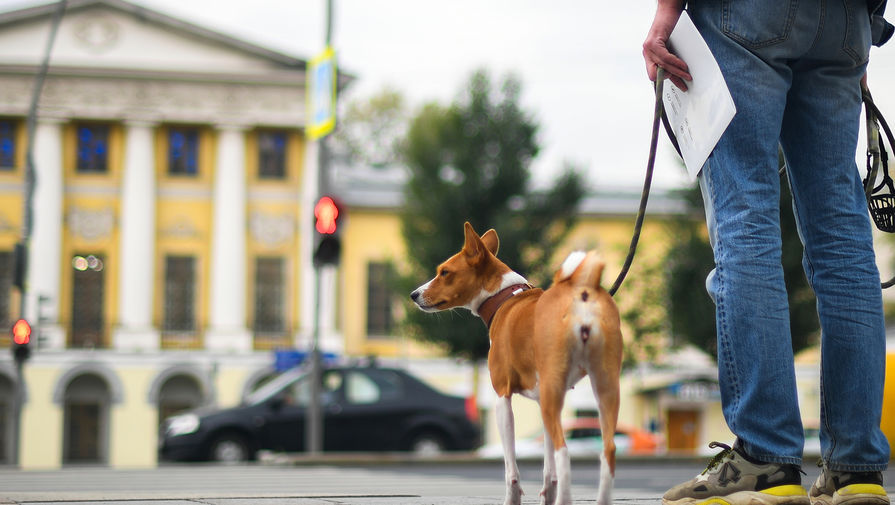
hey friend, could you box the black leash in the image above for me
[608,68,665,296]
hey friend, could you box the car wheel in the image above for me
[409,432,446,456]
[208,433,253,463]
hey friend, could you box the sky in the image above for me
[4,0,895,192]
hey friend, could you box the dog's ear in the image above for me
[463,222,487,262]
[481,229,499,256]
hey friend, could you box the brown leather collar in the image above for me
[477,283,532,329]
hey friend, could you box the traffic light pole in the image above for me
[305,0,334,457]
[306,265,323,455]
[11,0,67,467]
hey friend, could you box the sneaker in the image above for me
[663,441,810,505]
[809,463,889,505]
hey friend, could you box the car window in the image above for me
[365,369,404,402]
[568,427,601,440]
[246,368,305,405]
[345,372,380,404]
[287,376,312,406]
[284,370,342,406]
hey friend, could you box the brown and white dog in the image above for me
[410,222,623,505]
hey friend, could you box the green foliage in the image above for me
[398,70,586,361]
[615,252,669,368]
[333,87,408,167]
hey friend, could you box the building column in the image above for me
[206,125,251,352]
[27,118,64,350]
[114,121,158,351]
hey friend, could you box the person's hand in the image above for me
[643,1,692,91]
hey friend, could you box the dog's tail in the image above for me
[556,250,605,290]
[556,250,606,344]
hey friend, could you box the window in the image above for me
[0,120,15,169]
[167,128,200,176]
[253,257,285,334]
[75,123,109,174]
[163,255,196,333]
[345,372,380,405]
[366,262,394,336]
[0,251,10,339]
[70,254,105,348]
[257,131,287,179]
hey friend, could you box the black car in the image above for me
[159,364,482,462]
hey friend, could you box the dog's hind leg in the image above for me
[496,395,523,505]
[540,429,557,505]
[589,369,620,505]
[540,378,572,505]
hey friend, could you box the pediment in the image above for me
[0,0,306,76]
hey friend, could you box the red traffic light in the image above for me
[12,319,31,345]
[315,196,340,234]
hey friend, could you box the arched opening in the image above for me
[62,373,110,464]
[0,374,13,464]
[157,374,203,428]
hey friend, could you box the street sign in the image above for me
[306,46,337,140]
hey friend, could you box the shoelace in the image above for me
[701,441,734,475]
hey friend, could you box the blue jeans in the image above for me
[689,0,890,470]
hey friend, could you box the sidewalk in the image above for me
[0,491,666,505]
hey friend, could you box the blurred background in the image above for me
[0,0,894,469]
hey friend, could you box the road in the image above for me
[0,458,893,504]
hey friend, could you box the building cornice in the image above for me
[0,73,306,127]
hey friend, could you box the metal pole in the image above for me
[306,268,323,455]
[305,0,334,457]
[12,0,67,468]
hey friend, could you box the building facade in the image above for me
[0,0,324,467]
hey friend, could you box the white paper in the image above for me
[664,11,736,180]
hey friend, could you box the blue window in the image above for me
[168,128,199,176]
[0,120,16,169]
[258,131,287,179]
[76,123,109,173]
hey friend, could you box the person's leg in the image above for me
[690,0,807,465]
[779,0,889,473]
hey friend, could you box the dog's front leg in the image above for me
[540,428,558,505]
[496,396,523,505]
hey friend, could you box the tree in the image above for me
[665,175,819,359]
[332,87,408,167]
[398,70,586,362]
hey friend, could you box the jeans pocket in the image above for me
[721,0,799,49]
[842,0,872,66]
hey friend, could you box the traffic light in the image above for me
[11,319,31,363]
[313,196,342,266]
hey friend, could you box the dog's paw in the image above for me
[503,480,524,505]
[539,479,557,505]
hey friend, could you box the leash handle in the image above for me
[608,67,664,296]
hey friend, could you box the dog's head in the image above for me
[410,222,501,313]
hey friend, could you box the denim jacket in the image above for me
[869,0,894,46]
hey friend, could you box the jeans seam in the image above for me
[705,166,742,432]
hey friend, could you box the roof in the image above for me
[331,162,693,217]
[0,0,309,68]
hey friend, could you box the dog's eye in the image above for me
[439,269,450,278]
